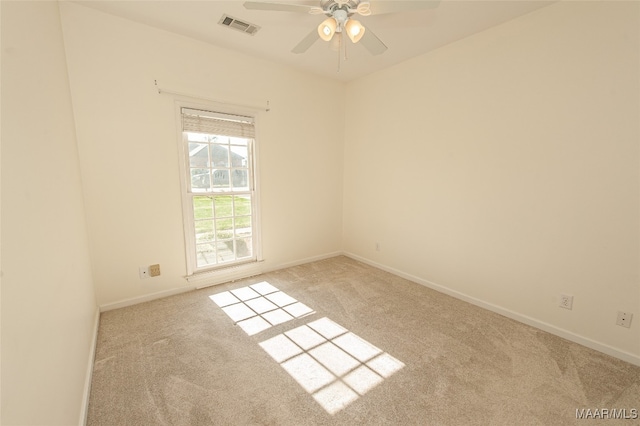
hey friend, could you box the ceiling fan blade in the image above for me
[359,27,387,55]
[368,0,440,16]
[356,1,372,16]
[243,1,315,13]
[291,29,320,54]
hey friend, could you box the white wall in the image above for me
[1,2,98,424]
[58,2,345,307]
[343,1,640,361]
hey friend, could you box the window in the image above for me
[179,107,259,274]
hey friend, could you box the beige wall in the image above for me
[1,2,98,424]
[58,2,345,306]
[343,1,640,360]
[2,2,638,424]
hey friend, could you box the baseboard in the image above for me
[343,252,640,367]
[99,285,195,312]
[79,307,100,425]
[194,251,343,290]
[99,251,343,310]
[192,260,267,289]
[264,251,344,273]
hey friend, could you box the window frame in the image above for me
[175,101,262,277]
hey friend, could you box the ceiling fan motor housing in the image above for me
[333,9,348,24]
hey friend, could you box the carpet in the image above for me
[87,256,640,425]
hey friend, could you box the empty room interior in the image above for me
[2,0,639,425]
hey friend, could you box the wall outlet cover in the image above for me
[616,311,633,328]
[139,266,149,279]
[559,294,573,310]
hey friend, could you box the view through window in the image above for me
[181,108,257,272]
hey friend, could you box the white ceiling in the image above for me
[74,0,556,82]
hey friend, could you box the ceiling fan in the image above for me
[243,0,440,56]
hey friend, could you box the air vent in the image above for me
[218,14,260,36]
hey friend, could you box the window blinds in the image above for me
[182,108,255,139]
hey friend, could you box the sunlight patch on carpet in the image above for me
[260,317,405,414]
[210,282,314,335]
[210,283,404,414]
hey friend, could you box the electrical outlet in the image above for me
[139,266,149,279]
[149,264,161,277]
[616,311,633,328]
[559,294,573,310]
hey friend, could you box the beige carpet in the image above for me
[87,256,640,425]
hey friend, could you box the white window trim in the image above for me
[175,100,263,277]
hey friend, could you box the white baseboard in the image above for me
[264,251,344,274]
[99,285,195,312]
[79,307,100,426]
[343,252,640,367]
[194,251,343,290]
[99,251,343,310]
[191,260,267,289]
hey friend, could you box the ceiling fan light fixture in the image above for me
[318,17,337,41]
[345,18,365,43]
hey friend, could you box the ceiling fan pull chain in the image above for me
[337,38,341,72]
[337,33,342,72]
[344,32,348,61]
